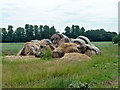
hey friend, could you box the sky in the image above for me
[0,0,119,33]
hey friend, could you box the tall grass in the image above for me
[2,42,118,88]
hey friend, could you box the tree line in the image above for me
[1,24,57,42]
[1,24,117,42]
[63,25,117,41]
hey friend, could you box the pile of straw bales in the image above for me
[17,33,101,59]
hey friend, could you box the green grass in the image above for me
[2,42,118,88]
[1,43,24,56]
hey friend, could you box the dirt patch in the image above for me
[60,53,90,62]
[4,56,40,61]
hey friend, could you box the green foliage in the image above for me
[85,29,117,41]
[14,27,25,42]
[64,25,85,38]
[1,28,7,42]
[34,25,39,39]
[69,81,90,89]
[7,25,14,42]
[2,24,57,42]
[64,26,117,41]
[112,34,120,45]
[1,24,117,42]
[39,48,52,60]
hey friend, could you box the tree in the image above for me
[71,25,75,33]
[71,25,75,38]
[64,26,71,37]
[85,29,117,41]
[14,27,25,42]
[7,25,14,42]
[43,25,50,39]
[1,24,118,42]
[80,27,85,35]
[1,28,8,42]
[64,25,86,38]
[34,25,39,39]
[49,26,56,37]
[25,24,34,41]
[39,25,43,39]
[74,25,80,38]
[29,25,34,40]
[25,24,30,41]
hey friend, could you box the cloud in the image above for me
[0,0,119,33]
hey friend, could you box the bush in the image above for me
[39,48,52,60]
[112,36,119,44]
[112,34,120,46]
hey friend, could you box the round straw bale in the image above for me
[52,43,80,58]
[77,36,91,45]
